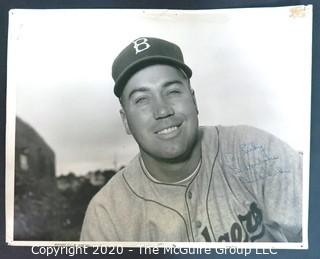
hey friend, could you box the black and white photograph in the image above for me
[5,6,311,248]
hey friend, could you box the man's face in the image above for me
[120,64,199,162]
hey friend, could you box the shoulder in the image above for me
[199,125,282,149]
[87,155,143,210]
[80,156,145,241]
[215,125,301,181]
[80,171,126,241]
[213,125,297,152]
[200,124,273,139]
[213,124,300,159]
[90,170,125,204]
[201,124,301,178]
[217,125,277,141]
[83,170,126,225]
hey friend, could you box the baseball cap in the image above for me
[112,37,192,98]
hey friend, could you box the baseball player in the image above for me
[80,37,302,242]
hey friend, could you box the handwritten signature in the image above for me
[224,143,289,183]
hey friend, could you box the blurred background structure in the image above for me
[14,117,117,240]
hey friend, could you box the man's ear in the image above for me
[190,88,199,114]
[120,109,132,135]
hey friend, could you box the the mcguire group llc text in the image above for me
[31,245,278,257]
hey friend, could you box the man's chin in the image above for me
[147,147,192,163]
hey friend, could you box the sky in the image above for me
[7,6,312,176]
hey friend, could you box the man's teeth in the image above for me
[157,126,178,135]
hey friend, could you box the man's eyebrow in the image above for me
[163,80,184,88]
[128,87,150,100]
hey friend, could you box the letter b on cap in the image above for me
[133,38,150,54]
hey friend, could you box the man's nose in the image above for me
[153,97,174,120]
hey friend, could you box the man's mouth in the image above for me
[156,126,179,135]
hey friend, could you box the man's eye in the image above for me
[168,90,181,95]
[135,96,148,104]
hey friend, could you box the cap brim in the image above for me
[114,56,192,98]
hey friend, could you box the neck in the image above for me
[140,136,202,183]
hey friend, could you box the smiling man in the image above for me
[119,64,200,183]
[80,37,302,242]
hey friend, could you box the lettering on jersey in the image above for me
[218,202,265,242]
[224,143,290,183]
[201,202,265,242]
[201,226,211,242]
[133,38,151,54]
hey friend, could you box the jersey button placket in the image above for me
[185,187,195,241]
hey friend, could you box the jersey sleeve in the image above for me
[230,126,303,242]
[80,195,119,241]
